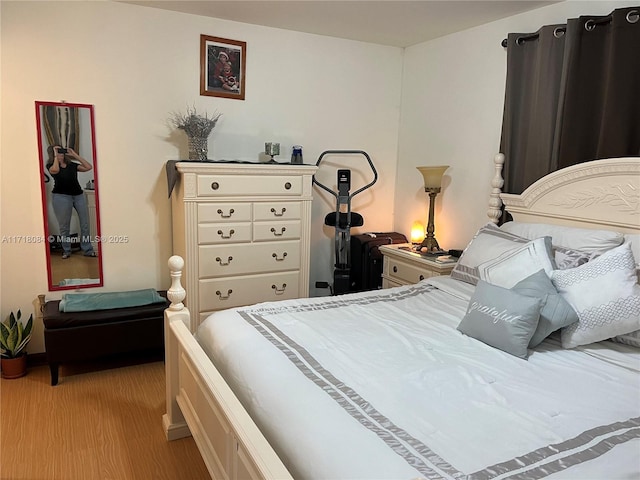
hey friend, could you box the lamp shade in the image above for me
[417,165,449,190]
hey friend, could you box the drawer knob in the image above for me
[270,227,286,237]
[217,229,235,239]
[272,252,288,261]
[215,256,233,266]
[419,275,425,281]
[216,289,233,300]
[393,266,398,273]
[211,181,220,190]
[217,208,234,218]
[284,182,292,190]
[270,207,287,217]
[272,283,287,295]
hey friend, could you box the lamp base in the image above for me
[414,238,447,256]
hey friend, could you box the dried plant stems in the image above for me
[170,106,222,138]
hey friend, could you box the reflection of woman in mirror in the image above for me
[47,146,97,259]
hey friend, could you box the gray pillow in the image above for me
[512,270,578,347]
[457,280,543,359]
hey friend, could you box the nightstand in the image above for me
[380,244,456,288]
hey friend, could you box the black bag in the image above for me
[350,232,407,292]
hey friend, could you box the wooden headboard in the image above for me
[488,155,640,235]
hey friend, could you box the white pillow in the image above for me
[500,222,624,254]
[551,243,640,349]
[451,223,528,285]
[477,237,555,289]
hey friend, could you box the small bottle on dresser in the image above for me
[291,145,303,164]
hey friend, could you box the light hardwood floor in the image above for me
[0,360,210,480]
[49,251,100,285]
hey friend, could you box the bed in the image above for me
[162,155,640,480]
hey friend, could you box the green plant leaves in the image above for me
[0,310,32,358]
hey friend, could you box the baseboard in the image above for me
[27,352,47,366]
[163,414,192,441]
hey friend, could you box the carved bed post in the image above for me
[487,153,505,224]
[163,255,191,441]
[167,255,186,312]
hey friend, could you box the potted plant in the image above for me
[0,309,33,379]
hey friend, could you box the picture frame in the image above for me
[200,35,246,100]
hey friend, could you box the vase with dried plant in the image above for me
[170,106,222,161]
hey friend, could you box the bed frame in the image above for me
[488,154,640,233]
[163,156,640,480]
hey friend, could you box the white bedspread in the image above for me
[196,278,640,480]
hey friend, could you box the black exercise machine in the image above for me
[313,150,378,295]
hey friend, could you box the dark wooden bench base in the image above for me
[42,292,169,385]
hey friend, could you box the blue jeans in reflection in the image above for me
[51,193,95,256]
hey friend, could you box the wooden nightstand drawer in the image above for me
[382,277,402,289]
[386,256,434,284]
[380,244,456,288]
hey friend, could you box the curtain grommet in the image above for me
[553,27,565,38]
[585,19,596,31]
[627,10,639,24]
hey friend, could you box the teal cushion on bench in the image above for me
[59,288,166,312]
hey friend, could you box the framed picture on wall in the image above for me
[200,35,246,100]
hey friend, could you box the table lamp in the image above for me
[416,165,449,253]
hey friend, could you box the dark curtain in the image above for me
[500,24,567,194]
[500,6,640,194]
[42,106,80,162]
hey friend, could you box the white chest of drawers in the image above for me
[170,162,317,331]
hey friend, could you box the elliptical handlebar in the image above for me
[312,149,378,295]
[312,150,378,200]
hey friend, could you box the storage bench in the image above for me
[42,291,169,385]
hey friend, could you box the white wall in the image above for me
[395,0,638,250]
[3,0,632,355]
[1,1,402,353]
